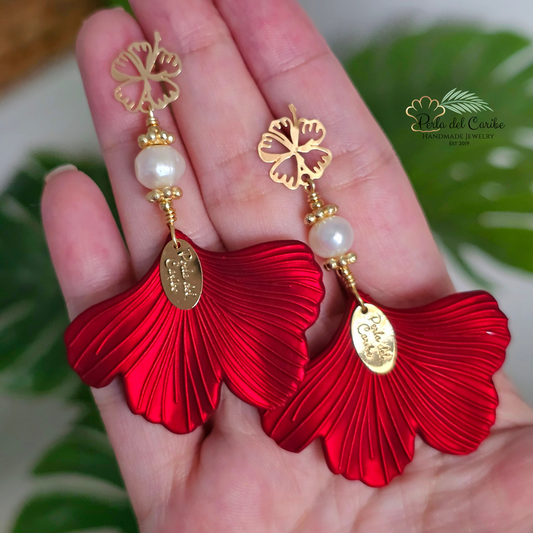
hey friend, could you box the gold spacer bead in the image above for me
[138,135,149,147]
[171,187,182,198]
[304,213,316,226]
[146,189,163,202]
[324,258,338,270]
[323,204,338,216]
[146,113,159,127]
[310,200,324,210]
[159,201,172,212]
[314,208,327,219]
[323,252,357,271]
[138,115,177,148]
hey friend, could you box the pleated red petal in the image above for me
[261,291,510,486]
[65,231,325,434]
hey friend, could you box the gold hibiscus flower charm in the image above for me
[258,104,332,190]
[111,32,182,113]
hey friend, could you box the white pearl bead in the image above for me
[308,216,354,258]
[135,145,186,189]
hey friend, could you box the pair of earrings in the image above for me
[65,34,510,487]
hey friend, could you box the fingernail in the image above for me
[45,164,78,183]
[113,6,125,11]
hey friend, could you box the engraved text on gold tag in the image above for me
[160,240,203,310]
[351,303,397,374]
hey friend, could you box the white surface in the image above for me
[303,0,533,55]
[0,56,99,192]
[0,0,532,530]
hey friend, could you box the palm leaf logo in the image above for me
[441,88,493,114]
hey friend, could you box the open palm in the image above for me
[42,1,533,531]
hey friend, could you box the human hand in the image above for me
[42,1,533,531]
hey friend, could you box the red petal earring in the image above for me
[258,105,510,486]
[65,36,325,434]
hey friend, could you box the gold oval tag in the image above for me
[160,240,203,310]
[351,303,397,374]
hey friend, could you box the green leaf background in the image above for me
[0,154,118,394]
[0,154,137,532]
[1,24,532,533]
[344,26,533,280]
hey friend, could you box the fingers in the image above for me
[42,168,132,318]
[76,9,220,277]
[42,169,202,525]
[492,371,533,430]
[214,0,454,306]
[127,0,309,249]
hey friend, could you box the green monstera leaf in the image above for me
[0,154,136,532]
[0,153,117,394]
[344,26,533,280]
[12,383,138,533]
[13,494,136,533]
[107,0,134,14]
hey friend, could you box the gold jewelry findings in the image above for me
[258,104,396,374]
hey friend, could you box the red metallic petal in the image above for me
[262,291,510,486]
[65,231,324,433]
